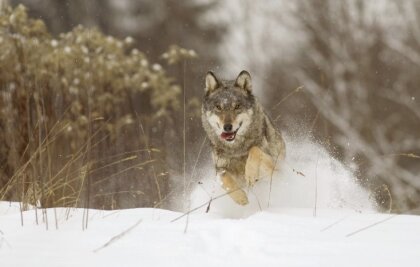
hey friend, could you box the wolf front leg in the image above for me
[219,171,249,205]
[245,146,276,186]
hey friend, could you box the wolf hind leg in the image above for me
[245,146,276,186]
[220,172,249,205]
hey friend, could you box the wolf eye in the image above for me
[215,104,222,110]
[234,104,241,110]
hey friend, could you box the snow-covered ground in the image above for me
[1,139,419,267]
[1,203,420,267]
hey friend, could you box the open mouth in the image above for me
[220,125,241,142]
[221,130,237,142]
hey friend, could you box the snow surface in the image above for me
[1,203,420,267]
[1,138,420,266]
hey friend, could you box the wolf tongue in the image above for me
[221,132,235,139]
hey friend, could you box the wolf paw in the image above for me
[245,162,260,186]
[220,172,249,205]
[245,146,263,186]
[245,146,277,186]
[229,189,249,205]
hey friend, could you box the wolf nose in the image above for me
[223,124,233,132]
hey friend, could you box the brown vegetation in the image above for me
[0,5,191,209]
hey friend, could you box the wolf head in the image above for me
[202,70,256,144]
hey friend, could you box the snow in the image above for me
[1,138,419,267]
[1,203,420,267]
[189,137,375,218]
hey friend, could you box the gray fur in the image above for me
[201,71,286,180]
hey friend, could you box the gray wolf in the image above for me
[201,70,286,205]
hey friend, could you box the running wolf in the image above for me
[201,70,286,205]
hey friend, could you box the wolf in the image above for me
[201,70,286,205]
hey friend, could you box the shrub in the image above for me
[0,5,187,209]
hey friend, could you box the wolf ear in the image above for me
[235,70,252,92]
[205,71,219,93]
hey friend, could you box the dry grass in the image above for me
[0,5,193,210]
[0,115,159,210]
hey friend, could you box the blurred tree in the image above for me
[290,0,420,211]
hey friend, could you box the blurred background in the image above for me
[0,0,419,213]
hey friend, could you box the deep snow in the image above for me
[1,203,420,267]
[1,138,420,267]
